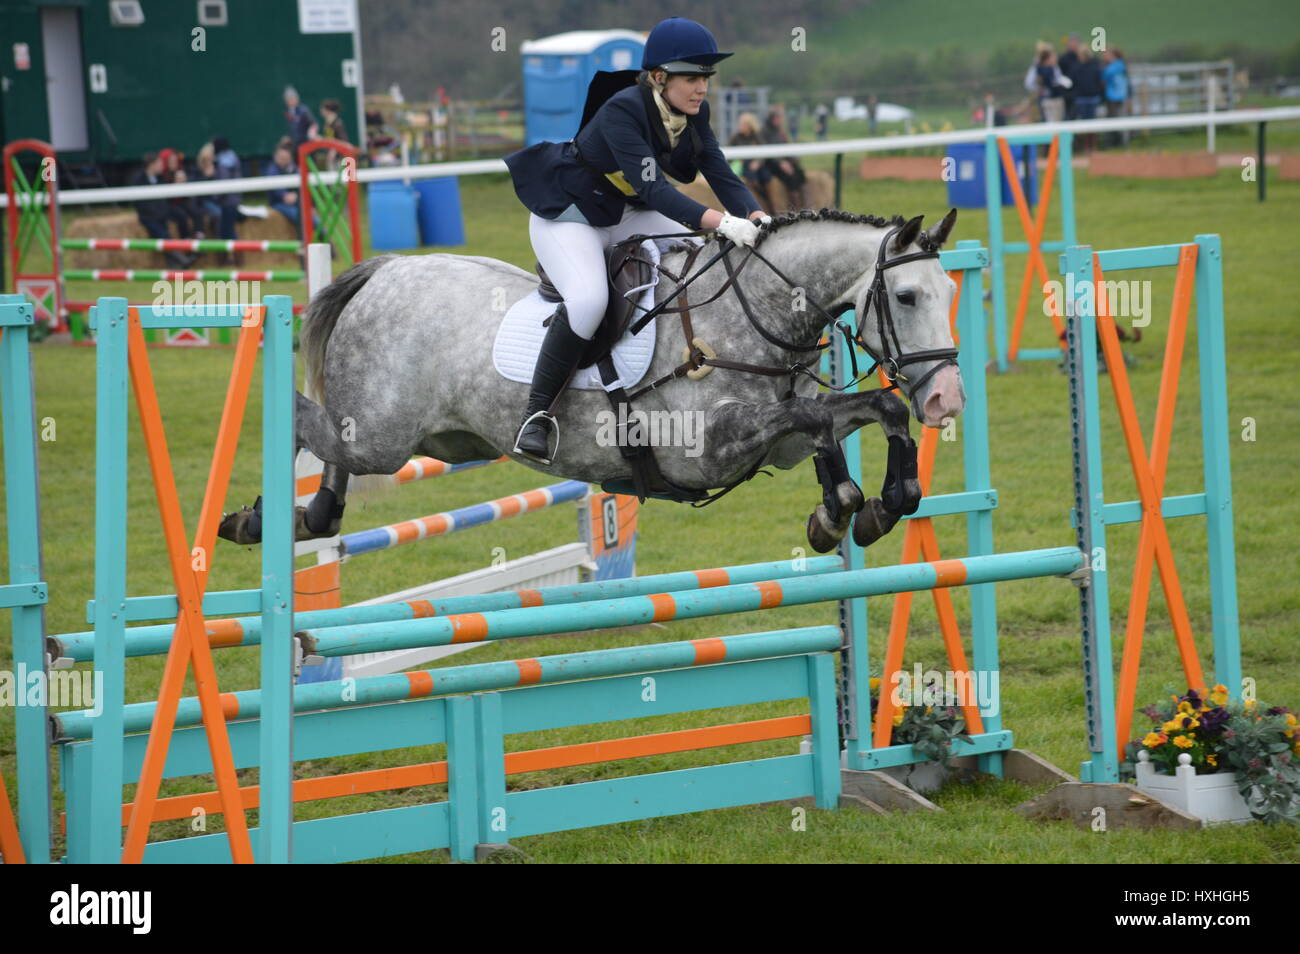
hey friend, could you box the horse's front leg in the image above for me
[815,389,922,548]
[709,397,864,554]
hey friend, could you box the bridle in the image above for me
[852,224,960,395]
[614,222,958,401]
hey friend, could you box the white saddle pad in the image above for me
[493,237,682,392]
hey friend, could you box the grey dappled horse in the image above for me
[219,208,966,554]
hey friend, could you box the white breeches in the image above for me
[528,206,686,340]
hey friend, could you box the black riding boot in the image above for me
[513,305,588,465]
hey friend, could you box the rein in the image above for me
[610,223,957,401]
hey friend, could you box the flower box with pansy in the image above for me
[867,675,972,763]
[1121,685,1300,824]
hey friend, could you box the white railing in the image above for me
[3,106,1297,209]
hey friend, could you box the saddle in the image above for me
[535,240,655,370]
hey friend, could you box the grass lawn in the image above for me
[3,156,1298,862]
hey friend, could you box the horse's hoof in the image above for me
[806,506,840,553]
[294,505,341,542]
[836,479,865,517]
[852,497,899,548]
[899,478,922,516]
[218,506,262,545]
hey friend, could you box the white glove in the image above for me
[750,212,773,226]
[717,212,760,248]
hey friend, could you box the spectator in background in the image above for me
[1034,48,1071,124]
[319,99,348,143]
[866,94,879,136]
[283,86,317,147]
[729,112,771,210]
[1058,34,1083,119]
[158,148,207,241]
[129,152,195,268]
[265,139,321,240]
[1102,48,1130,148]
[814,103,829,141]
[1071,47,1104,151]
[264,140,302,228]
[193,143,223,239]
[762,104,809,210]
[211,136,243,262]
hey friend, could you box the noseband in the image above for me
[854,225,959,395]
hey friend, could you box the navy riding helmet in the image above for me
[641,17,733,75]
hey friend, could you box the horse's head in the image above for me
[846,209,965,428]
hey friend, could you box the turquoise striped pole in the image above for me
[52,556,845,662]
[55,627,842,739]
[299,548,1084,661]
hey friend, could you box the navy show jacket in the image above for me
[505,83,762,228]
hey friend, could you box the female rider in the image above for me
[503,17,772,464]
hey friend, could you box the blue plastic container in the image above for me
[414,177,466,246]
[945,142,1037,209]
[367,181,420,250]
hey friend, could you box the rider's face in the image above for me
[658,72,709,115]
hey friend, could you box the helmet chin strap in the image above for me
[652,71,691,114]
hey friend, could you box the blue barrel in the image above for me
[414,177,466,246]
[945,142,1037,208]
[367,181,421,250]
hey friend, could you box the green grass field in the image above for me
[3,156,1299,862]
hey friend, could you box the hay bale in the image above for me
[1088,152,1218,178]
[63,209,300,269]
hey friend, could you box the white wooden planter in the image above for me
[1135,751,1252,824]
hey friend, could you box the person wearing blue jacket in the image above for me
[503,17,771,464]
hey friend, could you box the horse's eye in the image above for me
[896,291,916,307]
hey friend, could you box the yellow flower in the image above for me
[1177,701,1193,715]
[892,710,905,727]
[1185,718,1200,730]
[1209,686,1228,705]
[1142,732,1164,748]
[869,677,881,692]
[1285,713,1297,726]
[925,705,933,714]
[1245,699,1257,710]
[1172,735,1194,749]
[1162,719,1182,733]
[1207,754,1218,767]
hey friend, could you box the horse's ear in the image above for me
[890,214,925,253]
[925,208,958,248]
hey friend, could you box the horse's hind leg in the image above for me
[219,392,359,545]
[297,462,349,538]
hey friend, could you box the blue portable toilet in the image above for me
[945,142,1037,208]
[521,29,646,145]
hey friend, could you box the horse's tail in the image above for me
[300,254,399,403]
